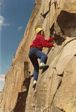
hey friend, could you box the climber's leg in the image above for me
[29,48,39,81]
[36,50,48,69]
[36,50,47,63]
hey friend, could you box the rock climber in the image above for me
[29,27,56,88]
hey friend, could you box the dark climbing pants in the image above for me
[29,48,47,81]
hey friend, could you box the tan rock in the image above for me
[0,0,76,112]
[54,56,76,112]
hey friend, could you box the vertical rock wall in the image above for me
[0,0,76,112]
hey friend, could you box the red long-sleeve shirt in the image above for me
[30,34,55,50]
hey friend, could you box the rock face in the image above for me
[0,0,76,112]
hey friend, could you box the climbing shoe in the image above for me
[33,80,37,89]
[39,63,48,69]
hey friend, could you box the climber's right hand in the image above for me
[53,43,56,47]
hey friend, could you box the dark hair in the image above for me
[40,30,44,36]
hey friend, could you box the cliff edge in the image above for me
[0,0,76,112]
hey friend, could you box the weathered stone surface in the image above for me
[0,0,76,112]
[0,92,2,103]
[56,38,76,75]
[54,56,76,112]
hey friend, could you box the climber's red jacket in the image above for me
[30,34,55,50]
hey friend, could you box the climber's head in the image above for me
[35,27,44,35]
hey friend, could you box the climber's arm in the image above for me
[47,37,55,42]
[41,36,54,47]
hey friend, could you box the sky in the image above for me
[0,0,34,91]
[0,75,5,91]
